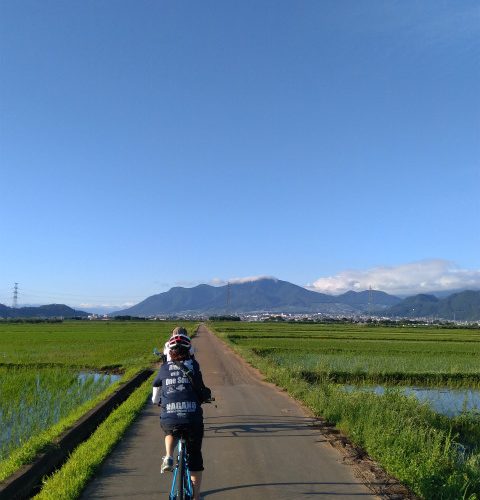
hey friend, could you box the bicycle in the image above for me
[169,429,193,500]
[153,347,214,499]
[168,397,215,500]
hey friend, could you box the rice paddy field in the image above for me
[0,320,189,481]
[221,322,480,386]
[3,319,480,498]
[0,320,180,370]
[210,321,480,499]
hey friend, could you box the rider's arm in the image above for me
[152,386,161,404]
[163,342,170,362]
[152,368,163,404]
[193,363,212,403]
[192,360,209,392]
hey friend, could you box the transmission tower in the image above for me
[367,285,373,316]
[226,282,231,315]
[12,283,19,308]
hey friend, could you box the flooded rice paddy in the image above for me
[344,385,480,417]
[0,368,120,461]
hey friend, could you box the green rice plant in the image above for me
[0,366,139,482]
[218,321,480,343]
[0,367,115,462]
[225,321,480,388]
[0,320,191,370]
[0,321,196,480]
[33,375,154,500]
[211,322,480,499]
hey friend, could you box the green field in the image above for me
[3,320,480,499]
[0,320,194,482]
[0,367,116,461]
[0,320,183,370]
[210,321,480,500]
[223,322,480,385]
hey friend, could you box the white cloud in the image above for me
[78,302,135,309]
[230,275,277,284]
[210,275,278,286]
[209,278,226,286]
[309,260,480,296]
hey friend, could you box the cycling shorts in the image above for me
[161,422,204,471]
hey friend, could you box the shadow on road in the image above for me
[205,414,315,422]
[202,481,380,497]
[204,414,319,438]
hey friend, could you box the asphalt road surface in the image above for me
[80,324,378,499]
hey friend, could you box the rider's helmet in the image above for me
[171,326,189,338]
[168,326,191,353]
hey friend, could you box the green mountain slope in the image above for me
[114,278,401,316]
[0,304,88,319]
[386,291,480,320]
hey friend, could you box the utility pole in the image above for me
[12,283,19,309]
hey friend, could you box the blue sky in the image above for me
[1,1,479,308]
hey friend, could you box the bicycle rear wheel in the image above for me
[173,443,185,500]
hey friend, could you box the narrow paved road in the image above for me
[81,325,378,499]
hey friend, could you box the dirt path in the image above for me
[80,324,380,499]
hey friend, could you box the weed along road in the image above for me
[81,325,379,500]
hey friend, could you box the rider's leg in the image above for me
[190,471,202,500]
[165,434,177,457]
[188,422,204,499]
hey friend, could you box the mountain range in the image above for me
[113,278,480,321]
[113,278,400,316]
[0,304,88,319]
[386,290,480,321]
[2,279,478,321]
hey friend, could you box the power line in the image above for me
[19,287,149,300]
[1,283,166,307]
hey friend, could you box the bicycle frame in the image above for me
[169,436,193,500]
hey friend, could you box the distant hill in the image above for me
[386,294,440,318]
[0,304,89,319]
[386,290,480,321]
[438,291,480,320]
[337,290,401,308]
[428,288,480,299]
[112,278,401,316]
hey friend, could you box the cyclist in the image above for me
[152,329,209,500]
[162,326,195,362]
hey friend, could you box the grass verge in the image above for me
[33,375,154,499]
[211,325,480,499]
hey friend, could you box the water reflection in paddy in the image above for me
[344,385,480,417]
[78,371,122,384]
[0,369,121,461]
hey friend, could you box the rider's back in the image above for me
[153,359,204,426]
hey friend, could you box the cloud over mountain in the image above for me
[210,275,278,286]
[309,260,480,296]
